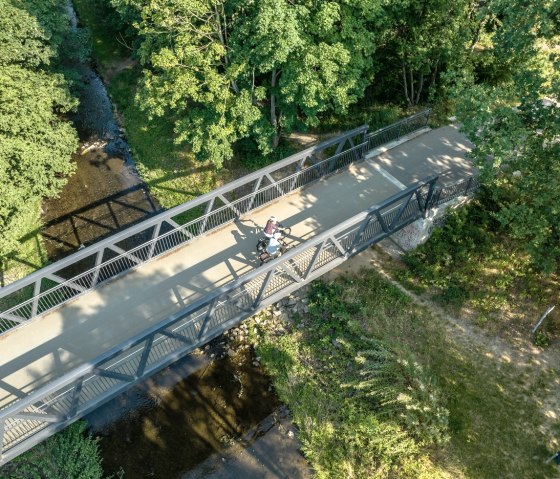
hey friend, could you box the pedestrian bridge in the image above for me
[0,111,477,464]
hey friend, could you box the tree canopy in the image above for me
[0,0,78,260]
[454,0,560,270]
[109,0,388,166]
[108,0,488,166]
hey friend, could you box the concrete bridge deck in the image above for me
[0,125,474,410]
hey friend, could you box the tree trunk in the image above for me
[402,60,412,107]
[415,72,424,105]
[270,69,280,148]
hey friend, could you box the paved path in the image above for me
[0,125,474,409]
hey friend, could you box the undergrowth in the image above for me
[254,273,558,478]
[255,280,453,479]
[396,192,559,337]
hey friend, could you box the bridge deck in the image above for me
[0,125,473,409]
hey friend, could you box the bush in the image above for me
[1,422,105,479]
[260,280,450,477]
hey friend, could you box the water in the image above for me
[86,341,280,478]
[40,2,160,261]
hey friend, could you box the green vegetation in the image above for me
[72,0,220,210]
[100,0,480,168]
[0,0,82,271]
[74,0,301,211]
[255,275,558,479]
[453,0,560,271]
[397,194,559,336]
[0,422,107,479]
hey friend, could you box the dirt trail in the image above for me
[326,245,560,451]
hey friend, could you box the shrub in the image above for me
[1,422,105,479]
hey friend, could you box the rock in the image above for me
[272,309,282,317]
[252,361,260,367]
[287,430,295,439]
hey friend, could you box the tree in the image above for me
[378,0,473,106]
[453,0,560,270]
[0,0,78,261]
[110,0,382,166]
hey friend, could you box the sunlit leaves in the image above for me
[0,1,78,259]
[454,0,560,271]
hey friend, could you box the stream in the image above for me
[40,2,160,261]
[49,3,284,477]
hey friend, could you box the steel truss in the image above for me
[0,172,481,465]
[0,112,431,335]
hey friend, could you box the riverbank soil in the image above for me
[182,406,312,479]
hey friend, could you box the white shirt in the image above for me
[266,237,280,254]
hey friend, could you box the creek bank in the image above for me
[40,2,160,262]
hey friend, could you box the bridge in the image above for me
[0,111,477,465]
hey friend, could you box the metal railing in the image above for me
[0,176,439,465]
[0,110,431,335]
[431,175,480,207]
[365,109,431,151]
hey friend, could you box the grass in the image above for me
[393,193,559,340]
[1,199,50,286]
[253,274,559,479]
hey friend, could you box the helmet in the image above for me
[269,216,277,222]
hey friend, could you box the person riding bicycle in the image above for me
[263,216,281,238]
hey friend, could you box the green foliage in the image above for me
[452,0,560,271]
[258,270,559,478]
[533,330,550,348]
[106,0,383,167]
[378,0,473,106]
[1,422,104,479]
[0,0,79,262]
[0,2,54,68]
[257,279,450,478]
[400,195,548,314]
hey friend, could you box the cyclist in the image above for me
[263,216,281,238]
[266,232,283,255]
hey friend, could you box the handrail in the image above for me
[3,109,482,466]
[0,127,370,332]
[0,175,440,464]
